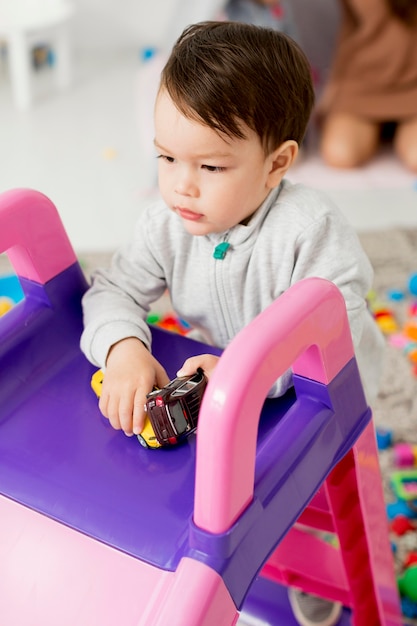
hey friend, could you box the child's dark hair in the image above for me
[160,21,315,154]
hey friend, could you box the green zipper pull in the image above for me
[213,242,231,260]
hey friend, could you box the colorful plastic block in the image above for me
[390,515,416,536]
[399,565,417,602]
[394,443,417,468]
[376,427,393,450]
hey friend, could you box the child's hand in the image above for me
[99,337,169,437]
[177,354,220,380]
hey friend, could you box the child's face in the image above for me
[154,89,280,235]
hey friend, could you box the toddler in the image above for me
[81,21,384,626]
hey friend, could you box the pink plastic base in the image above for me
[0,496,239,626]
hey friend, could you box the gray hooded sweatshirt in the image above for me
[81,179,384,402]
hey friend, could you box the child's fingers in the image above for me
[176,356,202,377]
[132,391,147,435]
[177,354,219,378]
[155,363,170,390]
[118,393,135,436]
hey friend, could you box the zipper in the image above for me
[213,241,231,260]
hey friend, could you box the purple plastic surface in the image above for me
[0,264,223,571]
[240,576,353,625]
[0,263,371,612]
[0,264,88,414]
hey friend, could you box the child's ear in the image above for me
[266,140,299,188]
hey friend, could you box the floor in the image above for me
[0,47,417,256]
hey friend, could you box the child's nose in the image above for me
[174,168,198,196]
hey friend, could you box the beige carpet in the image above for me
[360,228,417,444]
[2,229,417,620]
[357,229,417,623]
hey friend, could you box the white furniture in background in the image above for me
[0,0,74,110]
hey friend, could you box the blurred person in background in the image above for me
[317,0,417,171]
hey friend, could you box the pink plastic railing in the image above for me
[194,277,355,534]
[0,188,76,284]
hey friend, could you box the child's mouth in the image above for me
[176,207,204,221]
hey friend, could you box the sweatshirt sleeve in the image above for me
[291,212,373,350]
[80,207,168,368]
[290,210,384,402]
[267,198,383,401]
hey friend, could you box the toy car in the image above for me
[144,368,207,448]
[90,368,207,449]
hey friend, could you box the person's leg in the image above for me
[394,116,417,173]
[320,113,380,168]
[288,588,342,626]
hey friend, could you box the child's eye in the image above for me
[202,165,225,173]
[157,154,175,164]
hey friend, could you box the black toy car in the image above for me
[143,367,207,448]
[91,367,207,449]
